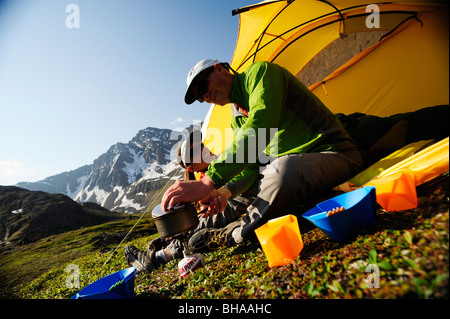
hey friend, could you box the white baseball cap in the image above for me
[184,59,220,104]
[179,139,188,166]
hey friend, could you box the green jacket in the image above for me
[206,61,356,189]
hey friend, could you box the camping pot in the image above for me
[152,203,199,238]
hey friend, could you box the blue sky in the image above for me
[0,0,256,185]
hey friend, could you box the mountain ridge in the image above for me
[16,125,198,213]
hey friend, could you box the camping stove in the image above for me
[174,231,206,277]
[151,203,205,277]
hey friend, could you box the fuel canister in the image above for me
[178,253,206,277]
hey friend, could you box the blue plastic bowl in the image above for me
[302,187,377,243]
[71,267,136,299]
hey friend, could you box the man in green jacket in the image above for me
[162,59,363,251]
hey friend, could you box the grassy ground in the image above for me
[1,188,448,300]
[0,215,156,298]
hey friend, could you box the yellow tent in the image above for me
[201,0,448,186]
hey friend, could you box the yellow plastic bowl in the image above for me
[255,215,303,268]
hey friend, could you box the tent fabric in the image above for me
[202,103,233,155]
[310,8,449,116]
[230,1,448,73]
[365,137,449,187]
[349,139,434,186]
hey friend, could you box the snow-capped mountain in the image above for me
[17,126,193,213]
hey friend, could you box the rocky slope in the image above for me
[0,186,124,245]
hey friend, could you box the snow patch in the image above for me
[67,173,90,199]
[122,148,149,184]
[75,185,110,207]
[109,153,121,176]
[117,195,142,212]
[138,160,181,182]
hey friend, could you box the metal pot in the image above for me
[152,202,199,238]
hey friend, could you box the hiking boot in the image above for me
[146,237,171,254]
[124,245,155,274]
[188,220,240,253]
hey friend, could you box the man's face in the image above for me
[194,64,232,106]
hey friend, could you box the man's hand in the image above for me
[161,176,216,212]
[199,187,232,217]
